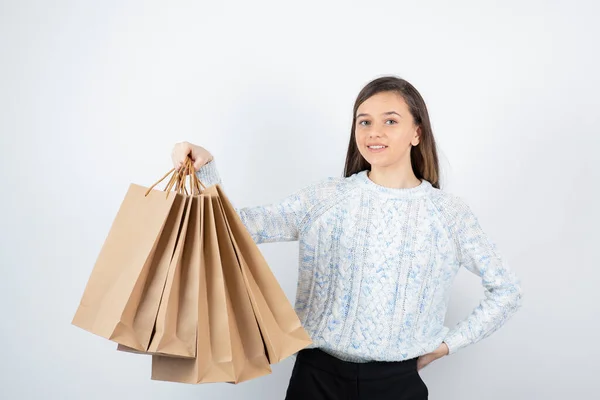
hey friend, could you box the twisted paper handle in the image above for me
[144,157,206,197]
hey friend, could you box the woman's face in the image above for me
[354,91,420,170]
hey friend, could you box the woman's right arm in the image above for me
[171,142,315,245]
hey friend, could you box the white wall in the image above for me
[1,0,598,399]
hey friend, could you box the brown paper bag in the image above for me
[72,184,184,351]
[151,193,237,383]
[116,161,205,358]
[211,194,271,383]
[145,194,201,358]
[117,193,201,358]
[214,184,313,364]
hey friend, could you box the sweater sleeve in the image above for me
[442,195,524,355]
[196,159,335,244]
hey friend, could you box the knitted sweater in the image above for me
[197,160,523,363]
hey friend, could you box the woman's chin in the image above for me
[360,154,384,167]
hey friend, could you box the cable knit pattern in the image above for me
[197,160,523,362]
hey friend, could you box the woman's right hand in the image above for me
[171,141,213,172]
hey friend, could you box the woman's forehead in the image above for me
[357,92,408,114]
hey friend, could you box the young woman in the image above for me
[171,76,524,400]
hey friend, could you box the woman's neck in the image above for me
[367,167,421,189]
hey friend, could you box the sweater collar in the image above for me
[355,170,432,199]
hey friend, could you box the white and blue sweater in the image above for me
[197,160,523,363]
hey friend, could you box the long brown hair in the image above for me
[343,76,440,189]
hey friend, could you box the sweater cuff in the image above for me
[195,158,221,187]
[442,329,471,355]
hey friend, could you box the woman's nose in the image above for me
[369,130,382,138]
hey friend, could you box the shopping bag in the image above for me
[151,193,238,383]
[214,184,313,364]
[210,194,271,383]
[72,176,186,351]
[116,160,205,358]
[144,193,201,358]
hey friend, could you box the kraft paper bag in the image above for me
[117,193,201,358]
[214,184,313,364]
[211,194,271,383]
[145,194,201,358]
[151,193,237,383]
[116,161,205,358]
[72,183,184,351]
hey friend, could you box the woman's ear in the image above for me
[412,126,421,146]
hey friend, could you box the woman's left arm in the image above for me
[442,196,524,355]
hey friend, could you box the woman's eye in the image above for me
[386,119,397,125]
[359,120,370,126]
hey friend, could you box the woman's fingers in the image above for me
[172,141,193,170]
[171,141,213,172]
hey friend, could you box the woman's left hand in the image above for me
[417,342,449,371]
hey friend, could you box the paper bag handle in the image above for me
[145,156,206,197]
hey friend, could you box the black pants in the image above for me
[284,348,428,400]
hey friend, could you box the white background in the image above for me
[1,0,598,399]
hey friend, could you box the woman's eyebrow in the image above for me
[355,111,402,119]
